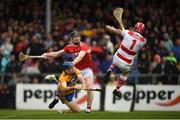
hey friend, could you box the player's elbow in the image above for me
[61,87,67,92]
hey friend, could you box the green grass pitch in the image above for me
[0,109,180,119]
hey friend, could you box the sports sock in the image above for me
[116,78,125,90]
[109,64,115,70]
[87,105,91,110]
[55,96,59,100]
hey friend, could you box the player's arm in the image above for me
[105,25,122,35]
[41,49,65,58]
[60,82,84,92]
[72,51,86,65]
[57,74,78,92]
[59,75,85,92]
[59,82,76,92]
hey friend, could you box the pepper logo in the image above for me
[156,95,180,106]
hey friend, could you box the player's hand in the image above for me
[75,85,86,90]
[74,85,82,90]
[81,84,87,90]
[41,53,48,59]
[105,25,114,31]
[41,53,51,60]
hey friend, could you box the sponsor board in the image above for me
[16,83,100,110]
[16,84,180,111]
[134,85,180,111]
[105,85,133,112]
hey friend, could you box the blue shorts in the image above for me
[58,91,74,103]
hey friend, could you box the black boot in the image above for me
[49,99,59,109]
[113,89,122,98]
[103,69,112,83]
[106,69,112,76]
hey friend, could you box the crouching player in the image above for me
[48,61,86,113]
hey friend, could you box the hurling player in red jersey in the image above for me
[42,31,94,113]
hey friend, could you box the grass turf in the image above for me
[0,109,180,119]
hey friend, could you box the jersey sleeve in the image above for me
[58,72,68,83]
[80,43,88,51]
[121,30,127,37]
[142,39,147,47]
[63,45,69,52]
[75,68,81,75]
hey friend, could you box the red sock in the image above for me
[87,105,91,110]
[109,64,115,70]
[116,78,125,90]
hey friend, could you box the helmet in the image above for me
[134,22,145,33]
[62,61,73,70]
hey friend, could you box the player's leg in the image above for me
[45,74,60,109]
[49,96,59,109]
[113,71,128,98]
[112,55,131,98]
[103,64,115,82]
[80,68,94,113]
[103,54,119,82]
[84,76,94,113]
[64,101,81,113]
[48,90,60,109]
[56,92,81,113]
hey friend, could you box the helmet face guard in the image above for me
[134,22,145,33]
[62,61,73,70]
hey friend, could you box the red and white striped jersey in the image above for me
[116,30,146,65]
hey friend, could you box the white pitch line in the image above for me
[0,114,17,119]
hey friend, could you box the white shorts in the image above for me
[80,68,93,78]
[113,54,131,72]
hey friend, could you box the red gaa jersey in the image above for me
[63,42,93,70]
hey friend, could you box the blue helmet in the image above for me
[62,61,73,70]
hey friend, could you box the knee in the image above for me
[74,108,81,113]
[87,90,93,95]
[85,77,94,88]
[85,82,93,89]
